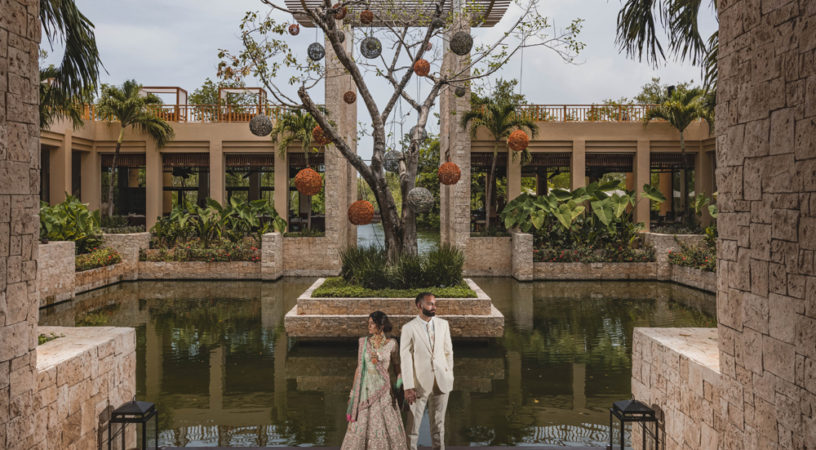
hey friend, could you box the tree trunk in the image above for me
[399,149,419,257]
[106,128,126,217]
[484,144,499,234]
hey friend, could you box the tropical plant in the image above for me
[462,93,538,233]
[76,247,121,271]
[96,80,175,217]
[39,194,102,253]
[339,244,465,290]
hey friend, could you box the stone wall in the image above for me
[261,232,282,280]
[631,328,721,449]
[463,236,512,276]
[716,0,816,446]
[644,232,706,278]
[1,0,42,447]
[533,261,658,280]
[35,326,136,449]
[74,263,128,295]
[671,264,717,293]
[101,232,149,279]
[37,241,75,306]
[137,261,261,280]
[511,232,533,281]
[282,237,340,276]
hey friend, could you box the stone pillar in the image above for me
[80,150,101,211]
[696,144,715,226]
[658,171,673,216]
[439,15,472,251]
[506,150,521,202]
[209,140,224,205]
[0,1,41,447]
[273,144,289,228]
[209,346,225,411]
[145,146,163,228]
[634,140,651,230]
[50,128,72,203]
[716,0,814,447]
[511,232,533,281]
[570,139,585,190]
[261,232,283,281]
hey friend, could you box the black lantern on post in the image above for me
[608,399,658,449]
[108,400,159,450]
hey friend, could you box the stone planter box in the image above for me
[463,236,512,277]
[643,232,706,278]
[670,264,716,293]
[75,262,128,295]
[102,232,150,279]
[38,241,76,306]
[533,261,658,280]
[285,278,504,338]
[137,261,261,280]
[283,236,341,276]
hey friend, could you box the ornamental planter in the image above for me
[294,168,323,196]
[438,162,461,185]
[348,200,375,225]
[507,129,529,151]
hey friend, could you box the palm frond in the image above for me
[616,0,665,66]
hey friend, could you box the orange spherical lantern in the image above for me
[360,9,374,24]
[507,129,529,152]
[343,91,356,104]
[348,200,375,225]
[413,59,430,77]
[332,4,348,20]
[312,125,331,147]
[438,162,461,185]
[294,168,323,196]
[288,24,300,35]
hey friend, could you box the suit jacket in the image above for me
[400,316,454,394]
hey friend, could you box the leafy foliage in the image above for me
[312,277,476,299]
[339,244,465,289]
[40,195,102,254]
[668,239,716,272]
[140,237,261,262]
[76,247,121,271]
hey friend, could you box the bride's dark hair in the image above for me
[369,310,393,333]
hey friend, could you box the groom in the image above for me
[400,292,454,450]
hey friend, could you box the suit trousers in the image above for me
[405,380,449,450]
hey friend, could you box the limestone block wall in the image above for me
[74,263,128,295]
[511,232,533,281]
[716,0,816,446]
[261,232,282,280]
[35,326,137,449]
[282,237,341,276]
[102,232,149,279]
[37,241,75,306]
[671,264,717,293]
[137,261,261,279]
[643,232,706,278]
[533,262,658,280]
[631,328,722,449]
[463,236,512,276]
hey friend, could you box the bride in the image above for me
[342,311,408,450]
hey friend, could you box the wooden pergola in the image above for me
[284,0,510,27]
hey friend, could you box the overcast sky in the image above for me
[42,0,717,159]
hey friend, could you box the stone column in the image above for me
[570,139,585,190]
[145,145,163,228]
[80,150,101,211]
[261,232,283,281]
[0,1,41,447]
[696,143,715,226]
[506,150,521,202]
[209,140,225,205]
[634,140,651,230]
[716,0,814,447]
[50,128,72,203]
[439,15,472,251]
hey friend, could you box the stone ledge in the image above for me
[670,264,716,293]
[137,261,261,279]
[533,261,658,280]
[74,262,128,295]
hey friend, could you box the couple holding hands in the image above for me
[342,292,453,450]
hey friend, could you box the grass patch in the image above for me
[312,277,477,298]
[38,333,62,345]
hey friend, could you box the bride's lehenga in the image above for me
[341,336,408,450]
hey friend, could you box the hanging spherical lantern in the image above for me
[425,42,433,51]
[507,129,530,152]
[438,162,461,185]
[249,114,273,137]
[294,168,323,196]
[348,200,375,225]
[360,9,374,24]
[360,36,382,59]
[413,59,430,77]
[308,42,325,61]
[332,4,348,20]
[312,125,331,146]
[406,187,434,213]
[332,30,345,43]
[410,125,428,142]
[288,23,300,36]
[383,150,401,173]
[431,17,445,29]
[449,31,473,56]
[343,91,356,104]
[454,86,467,98]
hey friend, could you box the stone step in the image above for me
[296,297,493,315]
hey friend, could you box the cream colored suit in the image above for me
[400,316,454,450]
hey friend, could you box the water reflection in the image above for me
[39,279,715,447]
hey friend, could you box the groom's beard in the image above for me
[421,308,435,317]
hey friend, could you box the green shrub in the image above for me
[40,195,102,254]
[76,247,122,271]
[38,333,61,345]
[669,240,716,272]
[312,277,476,298]
[424,244,465,287]
[140,237,261,262]
[339,244,464,289]
[533,245,655,263]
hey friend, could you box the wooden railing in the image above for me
[516,104,658,122]
[80,104,293,123]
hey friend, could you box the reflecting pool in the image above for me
[39,278,715,447]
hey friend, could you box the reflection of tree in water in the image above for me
[76,302,121,326]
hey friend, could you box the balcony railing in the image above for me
[80,104,293,123]
[516,104,658,122]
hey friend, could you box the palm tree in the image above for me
[615,0,718,90]
[96,80,174,217]
[270,109,320,230]
[462,98,538,233]
[644,87,713,222]
[39,0,104,128]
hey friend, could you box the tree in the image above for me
[97,80,175,217]
[461,89,538,233]
[39,0,104,128]
[643,86,713,222]
[189,77,258,106]
[219,0,583,261]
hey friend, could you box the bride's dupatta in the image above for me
[345,337,393,422]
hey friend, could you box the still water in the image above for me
[357,223,440,255]
[39,278,715,448]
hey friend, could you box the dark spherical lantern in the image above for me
[348,200,375,225]
[360,36,382,59]
[413,59,430,77]
[308,42,325,61]
[406,187,434,213]
[360,9,374,24]
[343,91,356,104]
[431,17,445,29]
[454,86,467,97]
[410,125,428,142]
[249,114,273,137]
[507,129,530,152]
[332,4,348,20]
[294,168,323,196]
[288,23,300,36]
[449,31,473,56]
[383,150,401,173]
[438,162,461,185]
[312,125,331,146]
